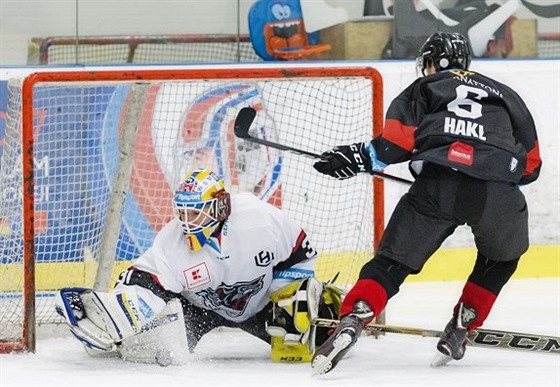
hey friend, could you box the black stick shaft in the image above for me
[234,107,413,186]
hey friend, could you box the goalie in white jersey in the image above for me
[55,169,340,365]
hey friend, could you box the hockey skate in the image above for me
[311,301,373,375]
[431,302,478,367]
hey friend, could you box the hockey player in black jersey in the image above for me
[311,31,542,374]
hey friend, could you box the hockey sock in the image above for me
[456,281,496,330]
[340,279,387,318]
[457,254,519,329]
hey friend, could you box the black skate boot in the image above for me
[311,301,374,375]
[431,302,478,367]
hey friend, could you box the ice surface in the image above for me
[1,278,558,387]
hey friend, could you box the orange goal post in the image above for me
[0,66,385,353]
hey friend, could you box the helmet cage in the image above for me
[174,189,231,230]
[174,189,231,235]
[175,200,218,234]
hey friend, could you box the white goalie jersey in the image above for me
[122,192,318,322]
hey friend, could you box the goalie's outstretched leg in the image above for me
[311,301,373,376]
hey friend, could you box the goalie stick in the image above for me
[312,318,560,355]
[233,107,413,186]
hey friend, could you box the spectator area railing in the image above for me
[28,34,262,65]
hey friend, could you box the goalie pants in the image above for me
[181,299,272,352]
[117,268,272,352]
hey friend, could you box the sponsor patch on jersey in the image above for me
[448,141,473,166]
[254,250,275,267]
[184,262,211,289]
[273,268,314,280]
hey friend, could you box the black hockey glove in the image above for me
[313,142,374,180]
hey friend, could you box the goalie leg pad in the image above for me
[268,278,322,346]
[270,336,314,363]
[267,278,342,362]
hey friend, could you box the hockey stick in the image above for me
[312,318,560,355]
[234,107,413,186]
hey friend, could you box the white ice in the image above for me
[1,278,558,387]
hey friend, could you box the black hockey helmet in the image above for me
[415,32,472,76]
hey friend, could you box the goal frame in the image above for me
[3,66,385,353]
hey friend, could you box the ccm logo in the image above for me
[350,144,366,171]
[472,331,560,353]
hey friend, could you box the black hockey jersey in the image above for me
[373,70,541,185]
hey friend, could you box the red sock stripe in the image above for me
[457,281,497,330]
[341,279,388,317]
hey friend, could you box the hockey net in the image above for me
[538,33,560,58]
[0,66,384,352]
[27,34,261,65]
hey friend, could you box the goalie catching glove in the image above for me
[266,277,342,362]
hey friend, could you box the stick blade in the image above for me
[234,107,257,139]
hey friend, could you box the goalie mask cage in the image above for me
[0,66,384,353]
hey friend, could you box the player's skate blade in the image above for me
[311,332,352,376]
[430,351,453,367]
[312,302,372,376]
[431,302,477,367]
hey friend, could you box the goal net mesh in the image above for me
[0,68,382,347]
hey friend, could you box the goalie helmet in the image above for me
[173,169,231,251]
[415,32,472,77]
